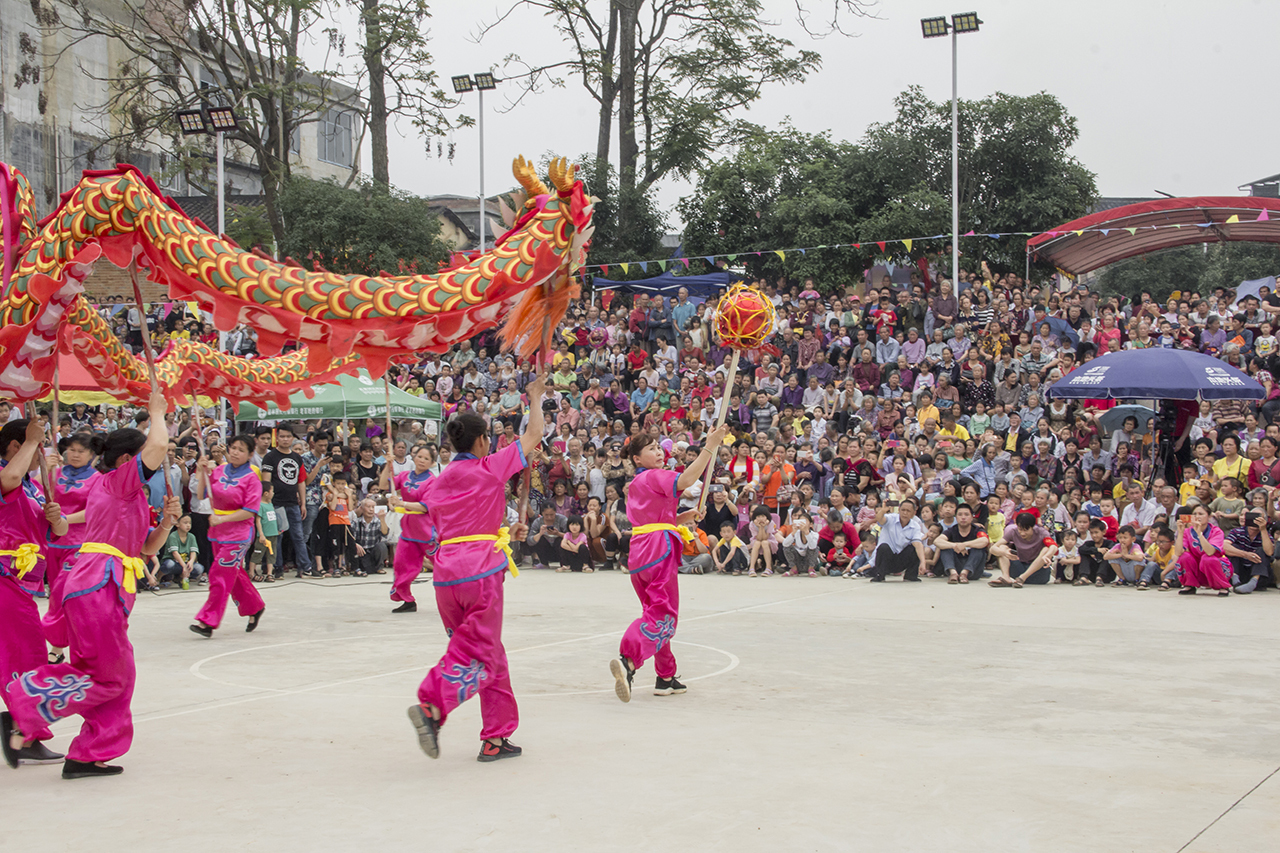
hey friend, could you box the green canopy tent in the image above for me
[234,370,442,425]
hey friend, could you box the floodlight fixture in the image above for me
[206,106,239,132]
[473,72,498,91]
[920,16,949,38]
[951,12,981,33]
[451,75,474,94]
[176,109,209,135]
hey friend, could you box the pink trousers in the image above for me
[1179,551,1231,590]
[5,585,135,762]
[620,555,681,679]
[0,576,54,742]
[195,541,263,629]
[391,537,433,603]
[41,548,77,650]
[417,571,517,740]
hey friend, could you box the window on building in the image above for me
[318,109,354,167]
[157,152,185,194]
[11,124,46,206]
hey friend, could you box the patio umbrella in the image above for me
[1097,404,1157,435]
[1048,349,1264,401]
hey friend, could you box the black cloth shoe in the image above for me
[62,759,123,779]
[406,704,440,759]
[654,676,687,696]
[189,623,214,638]
[1,712,19,769]
[904,577,922,582]
[246,607,265,633]
[17,740,64,765]
[1178,587,1198,595]
[392,601,418,613]
[868,575,885,582]
[610,656,634,703]
[477,738,523,762]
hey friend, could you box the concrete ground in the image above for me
[5,570,1278,852]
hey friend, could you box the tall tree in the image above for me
[482,0,872,236]
[353,0,453,189]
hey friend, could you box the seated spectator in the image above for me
[869,497,926,582]
[350,498,390,577]
[529,505,567,571]
[989,511,1058,587]
[712,519,749,575]
[935,503,989,583]
[159,514,206,589]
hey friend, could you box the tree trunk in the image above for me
[362,0,390,189]
[616,0,639,233]
[593,0,620,196]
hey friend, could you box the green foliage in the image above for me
[678,86,1098,290]
[573,155,667,274]
[1098,243,1280,302]
[276,177,450,276]
[225,203,276,252]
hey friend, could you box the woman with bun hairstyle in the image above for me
[0,418,69,769]
[407,373,547,764]
[4,390,180,779]
[383,444,439,613]
[43,432,104,658]
[189,433,265,637]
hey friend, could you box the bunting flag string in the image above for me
[581,207,1277,275]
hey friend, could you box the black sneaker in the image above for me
[392,601,418,614]
[246,607,265,633]
[16,740,64,765]
[477,738,523,762]
[1,712,19,769]
[406,704,440,759]
[62,759,123,779]
[610,656,634,703]
[654,676,687,696]
[1178,587,1197,595]
[189,623,214,638]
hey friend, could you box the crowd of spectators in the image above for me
[11,265,1280,597]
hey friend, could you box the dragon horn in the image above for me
[513,156,549,198]
[548,158,577,193]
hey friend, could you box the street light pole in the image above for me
[951,25,959,287]
[478,87,486,251]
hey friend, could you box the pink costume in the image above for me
[44,464,102,649]
[5,457,151,763]
[416,443,526,741]
[0,461,54,744]
[1178,524,1231,590]
[194,463,264,629]
[620,468,683,679]
[391,469,437,604]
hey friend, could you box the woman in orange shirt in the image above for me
[758,447,795,511]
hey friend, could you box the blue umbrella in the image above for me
[1048,349,1264,401]
[1043,316,1080,347]
[1097,404,1157,435]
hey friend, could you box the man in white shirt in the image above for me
[1119,483,1158,539]
[870,498,927,582]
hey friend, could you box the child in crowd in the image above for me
[560,515,592,572]
[856,492,880,533]
[1210,477,1246,532]
[826,530,855,577]
[1141,524,1180,590]
[747,505,778,577]
[923,522,944,576]
[848,529,879,577]
[1055,529,1081,583]
[1096,496,1119,539]
[712,520,749,575]
[1104,524,1146,586]
[986,494,1007,542]
[249,484,281,582]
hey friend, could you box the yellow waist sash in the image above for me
[632,523,695,544]
[438,527,518,577]
[0,543,40,579]
[80,542,147,594]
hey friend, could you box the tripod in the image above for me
[1144,401,1181,499]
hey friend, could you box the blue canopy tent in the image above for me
[591,271,743,299]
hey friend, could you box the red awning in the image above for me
[1025,197,1280,276]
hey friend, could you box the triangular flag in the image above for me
[727,254,737,261]
[1100,229,1111,236]
[963,230,975,236]
[774,250,785,261]
[1197,222,1213,228]
[903,239,913,252]
[703,256,714,264]
[876,242,886,252]
[798,248,806,255]
[1021,232,1034,236]
[1125,228,1137,235]
[853,243,861,249]
[753,252,761,256]
[1047,231,1060,237]
[680,258,690,268]
[620,262,629,274]
[657,260,667,271]
[1172,224,1183,229]
[987,234,1000,239]
[1074,230,1083,236]
[1259,209,1271,222]
[1225,214,1240,224]
[638,261,648,272]
[601,265,609,276]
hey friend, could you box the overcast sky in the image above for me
[377,0,1280,229]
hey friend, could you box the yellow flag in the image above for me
[1225,214,1240,224]
[903,239,913,253]
[774,250,785,261]
[620,262,629,274]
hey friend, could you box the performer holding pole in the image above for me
[383,443,438,613]
[0,418,69,769]
[4,389,179,778]
[43,432,103,663]
[407,372,547,763]
[189,433,265,637]
[128,261,170,498]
